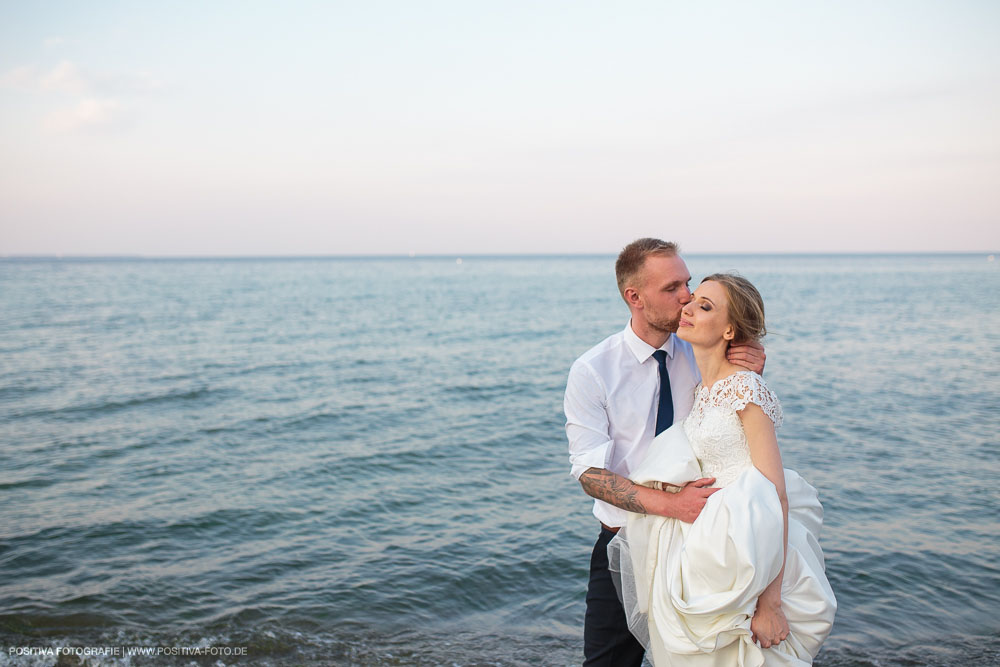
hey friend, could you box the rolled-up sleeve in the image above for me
[564,360,613,479]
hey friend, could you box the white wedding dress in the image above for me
[608,371,837,666]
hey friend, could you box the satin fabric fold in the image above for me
[607,424,837,666]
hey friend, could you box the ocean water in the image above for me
[0,254,997,666]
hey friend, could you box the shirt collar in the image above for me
[624,319,676,364]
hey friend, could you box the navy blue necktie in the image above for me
[652,350,673,435]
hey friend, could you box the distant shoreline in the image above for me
[1,251,996,262]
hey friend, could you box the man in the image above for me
[564,238,765,666]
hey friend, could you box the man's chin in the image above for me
[651,319,681,335]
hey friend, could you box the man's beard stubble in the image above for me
[648,313,681,335]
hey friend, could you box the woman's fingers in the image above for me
[752,631,787,650]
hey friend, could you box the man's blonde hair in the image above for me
[615,238,679,299]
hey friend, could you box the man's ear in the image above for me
[624,286,641,309]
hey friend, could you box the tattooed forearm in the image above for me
[579,467,647,514]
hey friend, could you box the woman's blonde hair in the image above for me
[701,273,766,344]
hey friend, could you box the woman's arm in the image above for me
[739,402,790,649]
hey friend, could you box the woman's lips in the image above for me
[679,318,693,327]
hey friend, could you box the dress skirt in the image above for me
[607,424,837,666]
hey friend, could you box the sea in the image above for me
[0,254,997,666]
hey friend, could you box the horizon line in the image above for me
[1,250,997,261]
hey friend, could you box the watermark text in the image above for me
[8,644,249,658]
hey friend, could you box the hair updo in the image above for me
[700,273,767,344]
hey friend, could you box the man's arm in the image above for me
[578,467,717,523]
[727,340,765,374]
[565,360,717,523]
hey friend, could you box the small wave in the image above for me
[279,409,350,431]
[0,476,57,492]
[817,634,1000,666]
[231,361,310,377]
[0,382,53,401]
[10,387,224,420]
[442,381,535,400]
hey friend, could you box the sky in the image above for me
[1,0,998,256]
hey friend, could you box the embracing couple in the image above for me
[564,239,837,666]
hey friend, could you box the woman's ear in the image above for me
[723,324,735,341]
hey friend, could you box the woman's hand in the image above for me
[750,596,789,649]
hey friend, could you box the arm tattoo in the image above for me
[579,468,647,514]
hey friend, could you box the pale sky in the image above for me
[1,1,998,256]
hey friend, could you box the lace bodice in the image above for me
[683,371,783,487]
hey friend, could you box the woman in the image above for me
[608,274,836,666]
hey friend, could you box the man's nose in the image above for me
[679,287,692,303]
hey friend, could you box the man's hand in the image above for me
[579,468,718,522]
[670,477,719,523]
[727,341,765,374]
[750,596,790,649]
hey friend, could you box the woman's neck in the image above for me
[692,340,743,389]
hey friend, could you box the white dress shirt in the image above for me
[564,320,700,528]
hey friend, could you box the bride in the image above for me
[608,273,837,666]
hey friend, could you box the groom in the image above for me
[564,238,765,666]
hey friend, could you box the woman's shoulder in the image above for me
[711,370,769,395]
[714,371,782,427]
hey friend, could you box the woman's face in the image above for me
[676,280,734,346]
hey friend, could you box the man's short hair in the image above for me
[615,238,679,297]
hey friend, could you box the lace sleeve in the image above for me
[718,372,783,428]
